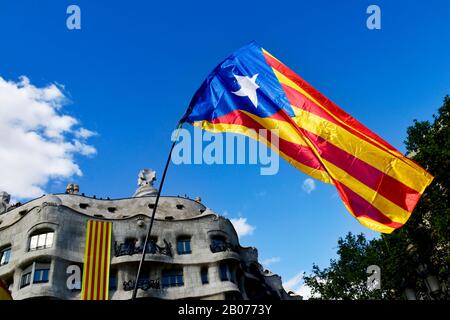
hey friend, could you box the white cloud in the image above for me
[255,190,267,197]
[230,217,255,238]
[302,178,316,194]
[0,75,96,199]
[283,271,320,300]
[331,191,340,199]
[283,272,311,299]
[261,257,281,267]
[283,272,303,291]
[296,283,314,299]
[75,128,97,140]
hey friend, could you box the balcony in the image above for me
[114,239,172,257]
[210,240,238,253]
[123,278,160,291]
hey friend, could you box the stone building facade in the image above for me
[0,171,293,300]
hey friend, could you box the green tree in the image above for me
[304,96,450,300]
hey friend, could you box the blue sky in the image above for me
[1,0,449,293]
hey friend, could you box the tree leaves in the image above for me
[304,96,450,300]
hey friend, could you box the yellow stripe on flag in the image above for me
[272,68,403,155]
[356,216,396,234]
[321,159,411,224]
[290,106,433,193]
[192,121,333,184]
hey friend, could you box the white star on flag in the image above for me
[232,73,259,108]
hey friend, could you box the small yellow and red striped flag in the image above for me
[184,42,434,233]
[81,220,112,300]
[0,279,12,300]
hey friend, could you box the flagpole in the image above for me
[131,120,184,300]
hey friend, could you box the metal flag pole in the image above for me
[131,120,184,300]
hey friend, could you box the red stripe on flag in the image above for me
[211,110,326,171]
[90,221,99,300]
[83,221,93,300]
[301,129,422,212]
[263,51,399,154]
[336,182,405,228]
[97,221,104,300]
[281,84,401,155]
[212,109,420,213]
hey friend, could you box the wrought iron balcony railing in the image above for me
[123,279,161,291]
[114,239,172,257]
[210,241,238,253]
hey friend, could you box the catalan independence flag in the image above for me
[81,220,112,300]
[184,41,434,234]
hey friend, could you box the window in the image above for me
[79,203,89,209]
[109,270,117,290]
[145,237,157,254]
[200,268,209,285]
[212,236,226,247]
[21,272,31,288]
[138,268,150,282]
[33,268,49,283]
[124,238,137,251]
[210,235,232,253]
[0,247,11,266]
[20,262,51,289]
[29,231,54,251]
[211,235,227,250]
[177,237,191,255]
[161,269,184,288]
[219,264,229,281]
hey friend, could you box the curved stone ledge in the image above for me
[0,193,211,230]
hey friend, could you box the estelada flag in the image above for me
[183,41,433,234]
[0,279,12,300]
[81,220,112,300]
